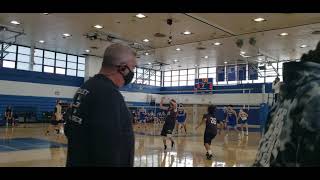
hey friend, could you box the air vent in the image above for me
[196,46,206,50]
[154,32,166,38]
[90,46,99,50]
[312,30,320,35]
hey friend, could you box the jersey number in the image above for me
[210,117,217,125]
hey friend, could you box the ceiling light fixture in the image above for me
[300,44,308,48]
[204,56,208,59]
[224,61,228,64]
[93,24,103,29]
[213,42,222,46]
[253,18,266,22]
[148,62,152,65]
[182,31,192,35]
[174,59,178,62]
[240,51,246,55]
[136,13,147,19]
[279,32,289,36]
[176,48,181,51]
[145,52,149,55]
[10,20,20,25]
[85,49,90,53]
[43,13,49,15]
[63,33,71,37]
[38,40,45,43]
[143,39,149,42]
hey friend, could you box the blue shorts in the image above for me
[177,119,185,124]
[228,116,237,127]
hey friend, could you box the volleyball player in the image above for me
[226,105,240,139]
[195,105,218,160]
[160,97,178,150]
[238,108,249,136]
[176,104,187,135]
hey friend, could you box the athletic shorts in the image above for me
[177,119,185,124]
[228,117,237,127]
[161,123,175,137]
[204,131,217,145]
[241,120,248,124]
[51,120,59,125]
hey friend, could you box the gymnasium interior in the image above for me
[0,13,319,167]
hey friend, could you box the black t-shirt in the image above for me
[164,108,177,128]
[203,113,218,134]
[65,74,135,167]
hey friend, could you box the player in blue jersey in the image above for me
[226,105,240,139]
[176,104,187,135]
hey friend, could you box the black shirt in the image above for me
[65,74,135,167]
[164,108,177,129]
[203,113,218,134]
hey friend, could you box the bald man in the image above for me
[66,43,137,167]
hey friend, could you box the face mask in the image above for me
[121,66,135,85]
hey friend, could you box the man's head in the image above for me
[300,41,320,64]
[227,105,233,111]
[275,77,280,82]
[178,103,184,111]
[100,43,137,87]
[208,105,216,115]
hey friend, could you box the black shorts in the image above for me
[161,123,175,137]
[51,120,59,125]
[204,131,217,145]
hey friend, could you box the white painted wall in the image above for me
[121,91,270,106]
[85,55,102,80]
[0,80,78,98]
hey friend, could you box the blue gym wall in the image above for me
[0,68,84,121]
[0,67,269,125]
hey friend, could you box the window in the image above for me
[164,71,172,87]
[16,46,31,70]
[56,68,66,75]
[67,69,77,76]
[78,57,86,64]
[67,62,77,69]
[32,49,43,72]
[68,55,77,62]
[3,61,15,68]
[0,44,85,76]
[33,65,42,72]
[56,53,66,61]
[164,81,171,87]
[180,81,187,86]
[6,44,17,53]
[143,69,150,85]
[56,60,66,68]
[34,49,43,57]
[17,62,29,70]
[77,70,85,77]
[18,46,30,55]
[44,51,55,59]
[77,57,85,77]
[44,66,54,73]
[2,44,16,68]
[187,69,195,86]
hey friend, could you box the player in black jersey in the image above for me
[160,97,178,150]
[195,105,218,160]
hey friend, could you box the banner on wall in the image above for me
[248,63,258,80]
[227,65,236,81]
[216,66,225,82]
[238,64,246,81]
